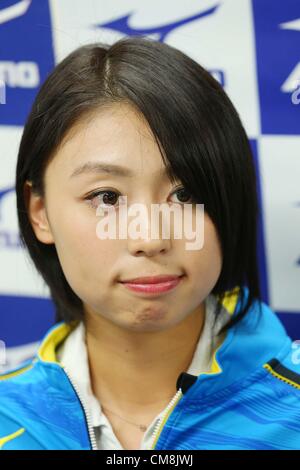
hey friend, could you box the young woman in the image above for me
[0,36,299,451]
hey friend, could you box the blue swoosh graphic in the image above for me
[94,5,220,42]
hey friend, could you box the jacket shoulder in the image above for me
[0,360,42,449]
[0,359,35,384]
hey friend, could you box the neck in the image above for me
[84,302,206,417]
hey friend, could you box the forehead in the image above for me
[46,103,173,181]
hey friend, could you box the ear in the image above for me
[24,180,55,244]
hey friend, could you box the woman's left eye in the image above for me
[170,187,193,204]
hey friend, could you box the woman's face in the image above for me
[29,102,222,332]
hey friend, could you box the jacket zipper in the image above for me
[62,362,182,451]
[63,362,182,451]
[63,365,98,450]
[149,388,183,450]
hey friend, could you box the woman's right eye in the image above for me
[85,190,120,209]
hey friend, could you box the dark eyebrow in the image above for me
[69,161,172,179]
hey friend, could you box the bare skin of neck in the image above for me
[84,303,205,424]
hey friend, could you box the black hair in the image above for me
[16,35,262,335]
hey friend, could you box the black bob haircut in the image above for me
[16,36,262,334]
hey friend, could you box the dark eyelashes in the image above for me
[85,186,193,207]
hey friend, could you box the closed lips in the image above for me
[120,275,183,284]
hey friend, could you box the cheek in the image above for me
[50,207,122,281]
[204,221,222,275]
[183,216,222,288]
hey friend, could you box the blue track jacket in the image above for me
[0,286,300,450]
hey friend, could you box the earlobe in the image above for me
[24,180,55,245]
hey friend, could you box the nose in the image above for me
[128,236,171,257]
[126,203,172,257]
